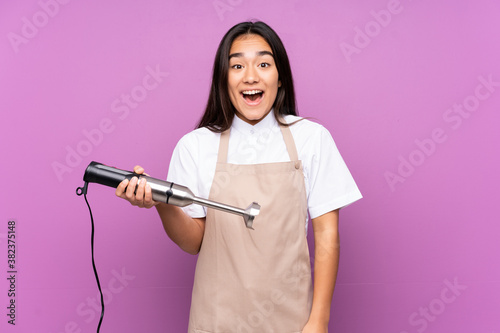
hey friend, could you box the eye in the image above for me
[231,64,243,69]
[259,63,270,68]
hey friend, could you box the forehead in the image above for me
[229,34,273,55]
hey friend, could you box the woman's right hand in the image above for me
[115,165,159,209]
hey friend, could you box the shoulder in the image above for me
[170,127,221,167]
[284,115,329,131]
[283,115,334,145]
[168,126,220,180]
[175,126,220,150]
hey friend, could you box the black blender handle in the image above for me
[83,161,141,188]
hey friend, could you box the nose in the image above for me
[243,66,259,84]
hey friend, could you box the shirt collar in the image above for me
[231,110,278,135]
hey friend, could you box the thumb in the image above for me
[133,165,145,174]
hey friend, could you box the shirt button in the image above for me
[250,129,255,134]
[295,162,300,169]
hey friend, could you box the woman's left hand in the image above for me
[302,320,328,333]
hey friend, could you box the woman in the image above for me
[117,21,362,332]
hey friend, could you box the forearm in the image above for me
[155,202,205,255]
[309,210,340,326]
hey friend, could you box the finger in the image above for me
[143,184,157,208]
[135,177,147,204]
[115,179,129,198]
[125,177,138,202]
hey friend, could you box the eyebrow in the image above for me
[228,50,274,60]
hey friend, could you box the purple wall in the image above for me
[1,0,499,332]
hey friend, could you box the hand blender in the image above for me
[76,161,260,229]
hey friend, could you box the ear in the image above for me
[278,80,282,87]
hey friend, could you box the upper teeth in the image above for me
[242,90,262,95]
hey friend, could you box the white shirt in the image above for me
[167,112,362,229]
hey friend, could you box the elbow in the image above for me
[185,247,200,255]
[180,243,201,255]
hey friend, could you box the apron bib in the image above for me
[188,124,312,333]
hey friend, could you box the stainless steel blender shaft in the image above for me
[193,197,260,229]
[141,175,259,229]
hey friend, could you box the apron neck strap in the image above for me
[217,117,299,163]
[279,122,299,162]
[218,129,230,163]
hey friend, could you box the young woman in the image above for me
[116,21,362,333]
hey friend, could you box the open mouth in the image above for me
[241,90,263,105]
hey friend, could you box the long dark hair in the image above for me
[197,21,298,132]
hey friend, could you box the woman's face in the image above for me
[228,34,281,125]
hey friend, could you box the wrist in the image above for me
[308,308,330,326]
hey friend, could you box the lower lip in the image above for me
[241,93,263,106]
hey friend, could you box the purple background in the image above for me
[1,0,499,332]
